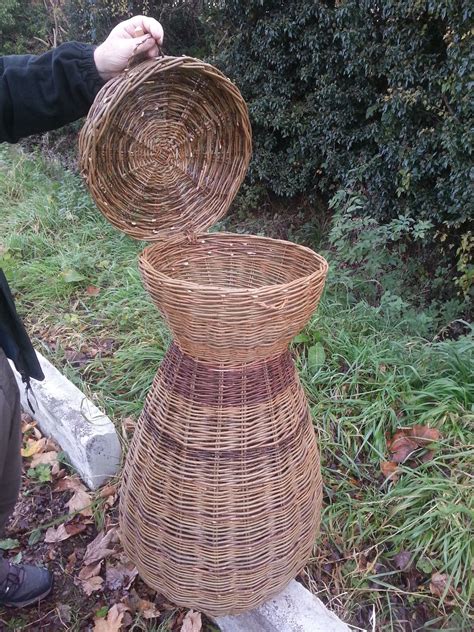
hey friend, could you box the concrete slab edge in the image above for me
[214,580,351,631]
[10,349,121,490]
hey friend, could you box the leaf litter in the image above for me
[380,424,442,481]
[0,413,216,630]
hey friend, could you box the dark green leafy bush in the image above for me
[1,1,471,305]
[211,1,472,301]
[0,0,50,55]
[65,0,210,56]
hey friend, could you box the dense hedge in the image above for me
[0,0,49,55]
[66,0,209,57]
[211,1,472,299]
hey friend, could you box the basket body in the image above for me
[119,233,328,615]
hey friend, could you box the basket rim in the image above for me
[95,55,250,136]
[139,232,329,295]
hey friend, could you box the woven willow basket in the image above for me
[79,55,328,616]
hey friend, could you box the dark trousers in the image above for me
[0,347,22,536]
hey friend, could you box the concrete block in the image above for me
[215,580,350,632]
[10,350,122,490]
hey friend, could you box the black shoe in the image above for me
[0,562,53,608]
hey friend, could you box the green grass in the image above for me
[0,145,472,630]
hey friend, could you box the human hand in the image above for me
[94,15,164,82]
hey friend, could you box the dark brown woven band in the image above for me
[158,343,296,406]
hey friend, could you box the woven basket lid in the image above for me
[79,56,252,241]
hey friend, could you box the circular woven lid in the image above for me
[79,56,252,241]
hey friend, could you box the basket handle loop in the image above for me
[127,27,165,69]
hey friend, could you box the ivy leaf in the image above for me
[307,343,326,372]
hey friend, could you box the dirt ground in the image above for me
[0,413,216,632]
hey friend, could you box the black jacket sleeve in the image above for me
[0,42,104,143]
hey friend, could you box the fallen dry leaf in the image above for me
[93,603,128,632]
[106,560,138,591]
[65,551,77,574]
[44,524,70,543]
[32,426,43,440]
[21,415,37,434]
[388,431,418,463]
[30,450,58,468]
[98,484,118,508]
[47,548,57,561]
[429,572,459,598]
[51,462,65,477]
[67,489,93,517]
[21,437,47,458]
[78,561,102,581]
[44,523,86,543]
[138,599,160,620]
[181,610,202,632]
[380,461,399,481]
[408,425,441,446]
[99,484,117,498]
[122,416,136,434]
[393,550,413,571]
[86,285,101,296]
[56,603,72,625]
[54,476,87,493]
[44,438,60,451]
[124,590,160,619]
[81,575,104,596]
[386,425,442,466]
[420,449,436,463]
[83,528,118,566]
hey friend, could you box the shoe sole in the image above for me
[1,576,54,609]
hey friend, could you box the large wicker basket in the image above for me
[79,55,328,616]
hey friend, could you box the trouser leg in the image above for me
[0,348,22,537]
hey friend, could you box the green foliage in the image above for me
[0,0,50,54]
[65,0,210,56]
[326,181,471,318]
[212,0,473,300]
[27,464,52,483]
[0,538,20,550]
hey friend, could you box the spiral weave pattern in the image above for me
[79,56,252,241]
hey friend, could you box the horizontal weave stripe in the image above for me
[142,404,310,461]
[158,343,295,406]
